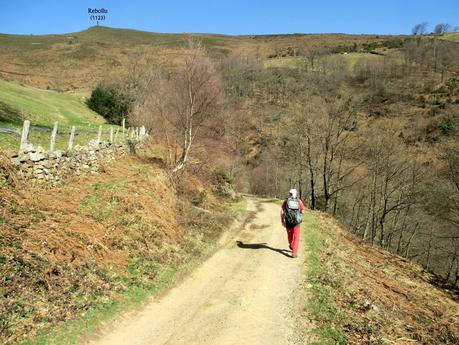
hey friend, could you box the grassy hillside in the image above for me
[264,52,386,69]
[0,80,103,127]
[303,212,459,344]
[0,80,109,152]
[0,26,395,90]
[440,32,459,42]
[0,25,400,152]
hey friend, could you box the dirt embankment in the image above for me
[308,212,459,344]
[0,148,235,345]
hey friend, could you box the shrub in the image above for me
[0,150,18,187]
[427,106,440,117]
[331,45,355,54]
[86,84,133,125]
[382,38,406,49]
[445,77,459,95]
[439,117,456,135]
[215,168,234,185]
[0,101,23,124]
[192,190,207,206]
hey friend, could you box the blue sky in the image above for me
[0,0,458,35]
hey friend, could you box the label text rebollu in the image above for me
[88,8,108,14]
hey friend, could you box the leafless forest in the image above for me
[220,37,459,286]
[104,36,459,285]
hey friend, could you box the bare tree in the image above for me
[319,96,358,212]
[282,95,359,212]
[441,144,459,235]
[434,23,451,34]
[412,22,428,36]
[284,105,319,208]
[130,67,177,165]
[302,47,327,71]
[172,40,224,172]
[130,39,224,172]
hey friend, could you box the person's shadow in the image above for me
[236,240,292,258]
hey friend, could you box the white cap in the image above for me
[289,189,297,198]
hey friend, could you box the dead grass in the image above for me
[0,150,18,187]
[311,212,459,344]
[0,146,237,344]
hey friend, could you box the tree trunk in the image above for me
[365,173,377,244]
[333,191,339,216]
[323,160,330,211]
[425,228,434,271]
[173,130,192,172]
[322,128,331,212]
[455,258,459,286]
[379,173,390,248]
[332,156,343,217]
[404,223,419,258]
[306,134,316,209]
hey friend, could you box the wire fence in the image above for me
[9,119,147,154]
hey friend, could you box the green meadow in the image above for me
[0,79,118,152]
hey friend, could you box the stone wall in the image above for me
[11,140,133,185]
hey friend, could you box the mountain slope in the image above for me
[0,26,395,90]
[304,212,459,344]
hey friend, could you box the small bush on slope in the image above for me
[86,84,132,125]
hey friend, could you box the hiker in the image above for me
[281,189,304,258]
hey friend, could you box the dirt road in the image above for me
[87,198,305,345]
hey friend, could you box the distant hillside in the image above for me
[440,32,459,42]
[0,26,395,90]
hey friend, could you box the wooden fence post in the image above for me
[97,125,102,144]
[114,128,119,143]
[20,120,30,151]
[122,118,125,135]
[50,121,58,152]
[67,126,76,151]
[109,127,113,144]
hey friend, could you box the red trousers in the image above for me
[286,225,300,257]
